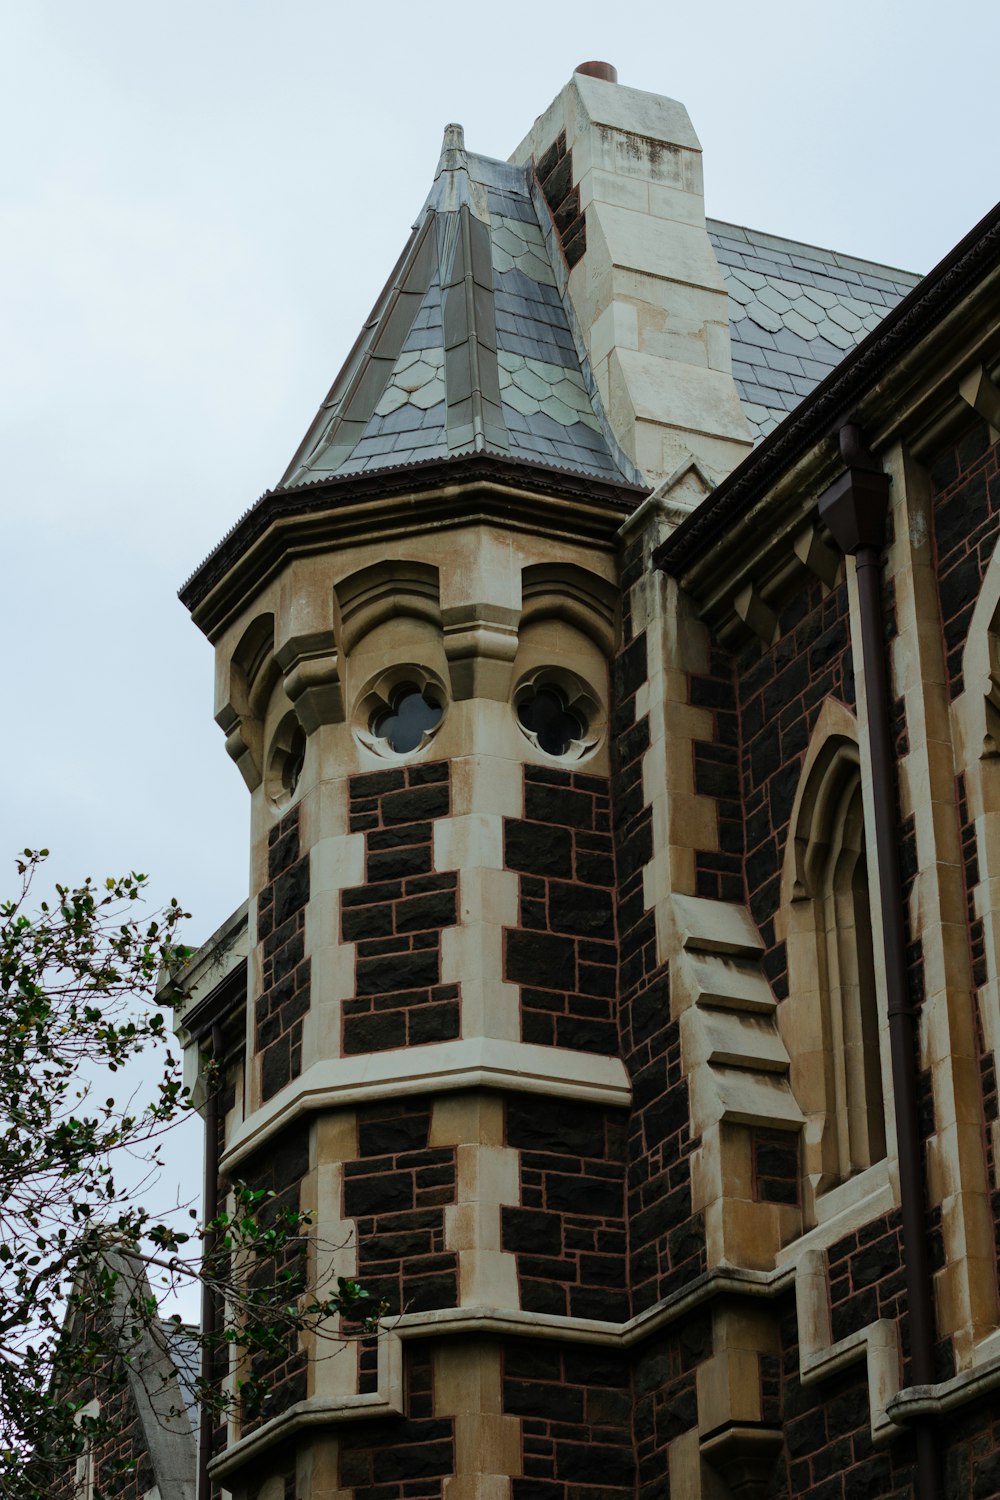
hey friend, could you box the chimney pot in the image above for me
[575,61,618,83]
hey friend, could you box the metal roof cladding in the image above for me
[279,125,643,491]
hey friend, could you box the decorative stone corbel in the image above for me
[275,630,344,732]
[215,703,263,791]
[733,584,777,646]
[793,524,841,588]
[959,364,1000,444]
[441,602,519,701]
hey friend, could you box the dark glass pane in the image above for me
[372,685,443,753]
[517,686,584,756]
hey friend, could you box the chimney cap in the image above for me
[575,61,618,83]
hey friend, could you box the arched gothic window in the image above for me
[782,716,887,1199]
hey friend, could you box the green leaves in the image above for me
[0,852,380,1500]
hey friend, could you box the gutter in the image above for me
[818,426,940,1500]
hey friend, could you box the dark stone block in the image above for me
[615,633,648,699]
[404,1271,458,1312]
[524,783,594,830]
[546,1173,622,1217]
[356,949,440,996]
[382,784,449,825]
[554,1015,618,1054]
[506,928,576,987]
[350,769,405,799]
[554,1441,633,1485]
[408,1000,460,1045]
[367,844,433,882]
[505,819,574,878]
[506,1097,609,1157]
[261,1034,290,1101]
[548,880,614,939]
[520,1278,567,1315]
[344,1010,407,1054]
[502,1207,564,1255]
[267,820,300,881]
[395,890,458,933]
[371,1440,454,1483]
[408,760,449,785]
[344,1170,414,1217]
[358,1112,429,1156]
[342,902,395,942]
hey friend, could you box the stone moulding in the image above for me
[218,1039,631,1174]
[208,1328,404,1483]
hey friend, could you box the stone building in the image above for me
[167,62,1000,1500]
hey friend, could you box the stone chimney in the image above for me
[511,67,752,485]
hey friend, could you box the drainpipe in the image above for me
[198,1024,224,1500]
[818,425,940,1499]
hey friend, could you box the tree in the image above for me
[0,851,374,1500]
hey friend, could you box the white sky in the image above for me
[2,0,997,1288]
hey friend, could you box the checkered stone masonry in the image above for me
[504,768,618,1054]
[339,1351,454,1500]
[502,1096,628,1321]
[344,1098,458,1385]
[341,763,460,1054]
[257,806,311,1101]
[614,544,707,1312]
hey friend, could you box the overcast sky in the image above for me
[2,0,997,1277]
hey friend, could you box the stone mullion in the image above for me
[880,442,999,1364]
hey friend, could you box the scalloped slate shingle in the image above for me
[708,219,920,443]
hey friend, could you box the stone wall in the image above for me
[257,806,311,1100]
[501,1097,627,1321]
[504,767,618,1055]
[342,764,460,1053]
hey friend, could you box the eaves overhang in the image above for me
[655,198,1000,610]
[180,452,647,640]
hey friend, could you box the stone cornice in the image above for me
[180,455,646,641]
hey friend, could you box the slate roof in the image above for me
[708,220,920,443]
[281,127,641,490]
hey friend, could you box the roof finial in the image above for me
[442,122,465,152]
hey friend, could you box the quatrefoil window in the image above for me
[513,669,602,762]
[517,685,585,756]
[371,685,443,753]
[354,667,448,759]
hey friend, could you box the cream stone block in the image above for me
[434,1344,520,1500]
[304,1114,360,1400]
[647,180,706,227]
[450,753,523,820]
[590,301,639,367]
[614,348,751,439]
[705,320,733,374]
[440,921,520,1042]
[433,1096,520,1306]
[298,1436,352,1500]
[673,894,763,958]
[576,166,650,214]
[668,1427,728,1500]
[588,202,725,291]
[696,1350,764,1431]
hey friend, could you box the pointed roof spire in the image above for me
[278,132,640,491]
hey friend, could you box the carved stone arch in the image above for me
[520,562,618,657]
[334,560,441,657]
[215,613,279,791]
[777,699,886,1210]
